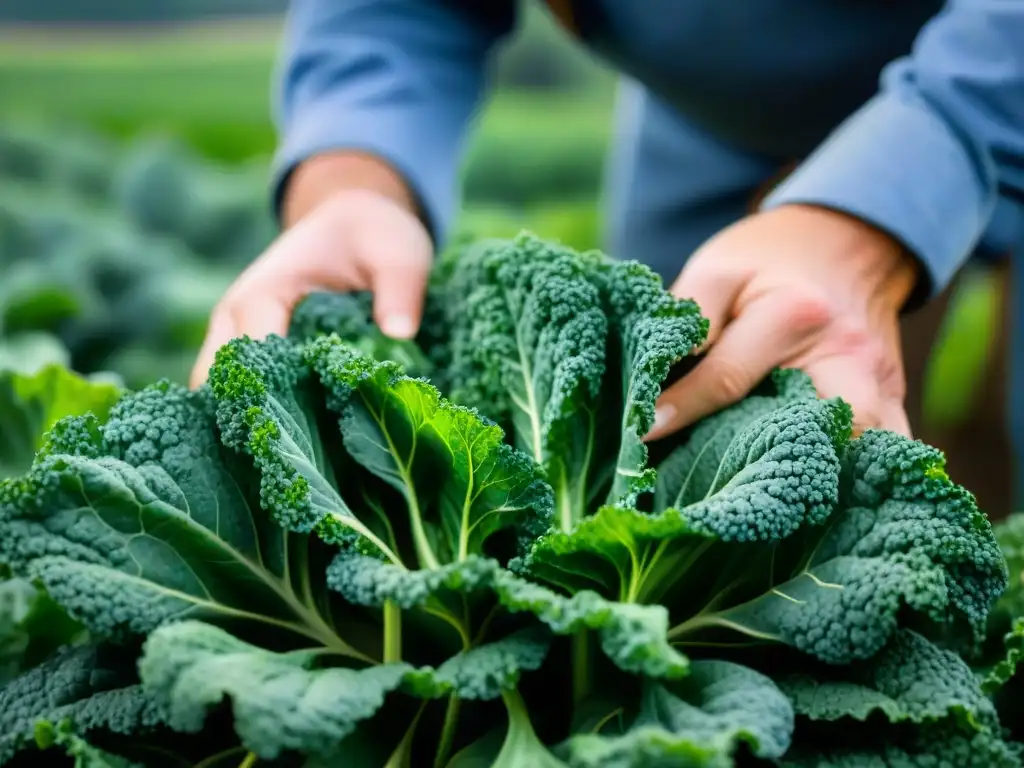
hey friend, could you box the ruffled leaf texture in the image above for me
[561,660,793,767]
[138,620,552,761]
[522,373,1006,665]
[777,631,1020,767]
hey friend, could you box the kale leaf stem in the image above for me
[434,695,462,768]
[384,600,402,662]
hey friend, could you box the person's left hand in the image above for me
[644,203,921,442]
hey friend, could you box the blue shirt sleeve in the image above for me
[761,0,1024,300]
[271,0,515,245]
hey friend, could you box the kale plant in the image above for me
[0,233,1016,767]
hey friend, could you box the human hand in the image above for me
[189,181,432,388]
[645,203,920,441]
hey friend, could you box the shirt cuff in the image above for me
[760,90,996,302]
[270,98,458,247]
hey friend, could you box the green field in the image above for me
[0,21,283,159]
[0,18,614,163]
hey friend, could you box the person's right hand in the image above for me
[189,171,432,389]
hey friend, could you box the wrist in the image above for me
[281,151,420,228]
[877,244,921,312]
[785,203,921,312]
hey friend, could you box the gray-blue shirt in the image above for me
[271,0,1024,299]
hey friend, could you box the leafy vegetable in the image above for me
[0,363,122,693]
[290,290,433,376]
[0,233,1015,767]
[436,234,707,522]
[561,661,794,766]
[0,363,122,479]
[776,632,1021,767]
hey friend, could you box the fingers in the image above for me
[189,214,335,388]
[668,266,741,352]
[189,195,433,389]
[190,308,236,389]
[880,404,913,438]
[809,356,912,437]
[188,287,294,389]
[369,251,432,340]
[646,293,800,441]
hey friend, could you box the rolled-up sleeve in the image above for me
[762,1,1024,300]
[272,0,515,244]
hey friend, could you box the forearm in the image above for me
[761,0,1024,305]
[271,0,515,244]
[281,151,419,228]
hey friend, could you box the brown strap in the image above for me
[542,0,578,36]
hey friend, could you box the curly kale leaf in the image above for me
[493,570,688,680]
[0,363,122,480]
[440,235,609,517]
[303,334,552,567]
[209,334,551,570]
[778,727,1022,768]
[325,552,505,610]
[139,620,552,761]
[438,233,706,529]
[0,645,164,765]
[776,630,1019,768]
[525,393,849,596]
[667,430,1005,663]
[560,661,793,768]
[0,334,566,764]
[653,368,828,515]
[521,414,1004,665]
[982,617,1024,695]
[207,333,345,535]
[33,720,142,768]
[0,379,369,660]
[289,290,374,341]
[288,290,432,376]
[824,429,1008,650]
[599,259,708,506]
[138,620,416,761]
[779,630,999,729]
[326,553,687,680]
[404,626,552,701]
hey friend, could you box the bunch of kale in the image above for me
[0,233,1017,767]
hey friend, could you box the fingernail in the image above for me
[648,405,676,439]
[381,315,416,339]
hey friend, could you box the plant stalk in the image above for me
[385,702,427,768]
[384,600,402,662]
[433,694,462,768]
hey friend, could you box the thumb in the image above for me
[369,252,431,340]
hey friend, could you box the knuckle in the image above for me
[704,357,753,403]
[828,318,875,354]
[844,393,885,433]
[852,410,884,434]
[210,300,238,326]
[776,289,835,333]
